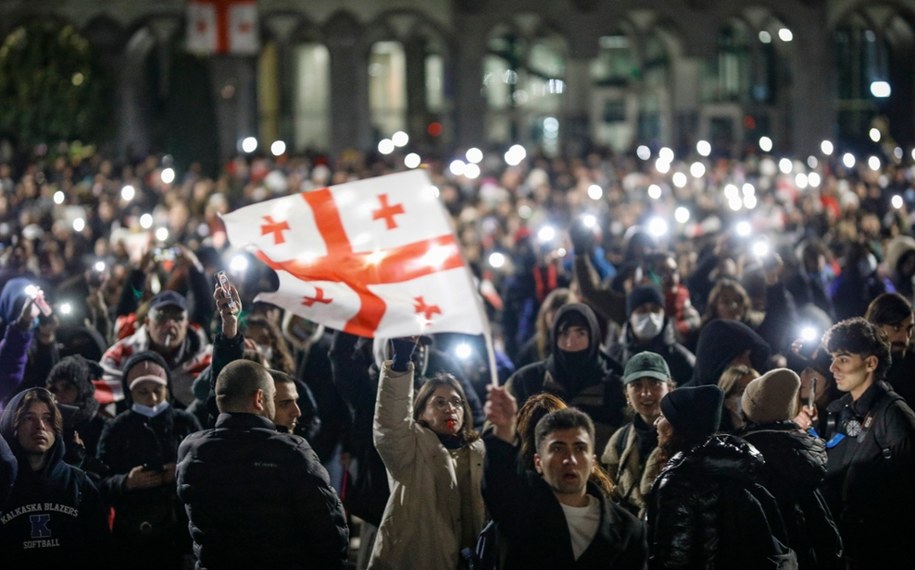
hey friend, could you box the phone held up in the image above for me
[216,271,238,312]
[24,284,53,317]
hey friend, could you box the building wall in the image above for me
[1,0,913,162]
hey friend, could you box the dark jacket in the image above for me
[884,349,915,409]
[176,412,349,569]
[95,353,201,566]
[0,389,110,567]
[506,303,626,453]
[823,380,915,566]
[607,319,696,386]
[482,436,647,570]
[737,421,843,569]
[645,433,786,569]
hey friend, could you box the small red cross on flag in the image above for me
[303,287,333,307]
[187,0,259,55]
[221,170,487,339]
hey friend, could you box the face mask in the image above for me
[132,401,171,418]
[630,312,664,339]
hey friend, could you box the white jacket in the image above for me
[369,361,485,570]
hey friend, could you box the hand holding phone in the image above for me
[216,271,238,312]
[24,284,52,317]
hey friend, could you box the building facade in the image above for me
[1,0,914,169]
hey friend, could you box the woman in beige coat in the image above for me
[369,339,485,570]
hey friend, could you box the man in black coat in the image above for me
[484,386,647,569]
[176,359,349,569]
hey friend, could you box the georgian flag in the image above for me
[187,0,259,55]
[222,170,488,338]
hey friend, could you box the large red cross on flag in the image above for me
[222,170,488,338]
[186,0,259,55]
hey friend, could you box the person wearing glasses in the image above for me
[369,337,485,570]
[99,290,212,411]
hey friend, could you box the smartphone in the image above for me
[25,285,53,317]
[143,461,164,472]
[807,377,817,409]
[216,271,237,312]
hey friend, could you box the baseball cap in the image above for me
[623,351,671,384]
[149,290,187,312]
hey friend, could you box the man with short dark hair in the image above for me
[484,386,646,569]
[864,292,915,406]
[176,360,348,569]
[822,317,915,568]
[268,369,303,434]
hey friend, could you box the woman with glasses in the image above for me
[369,337,485,570]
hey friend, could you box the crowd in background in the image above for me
[1,137,915,568]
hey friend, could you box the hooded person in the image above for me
[0,277,59,411]
[45,355,110,476]
[607,284,696,385]
[95,350,201,570]
[687,319,771,387]
[646,384,796,568]
[736,369,844,569]
[0,388,110,566]
[505,302,627,453]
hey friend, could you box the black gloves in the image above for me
[390,337,418,372]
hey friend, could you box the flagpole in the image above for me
[460,265,500,387]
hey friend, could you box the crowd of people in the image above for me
[0,139,915,568]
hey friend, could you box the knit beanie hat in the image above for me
[660,385,723,438]
[122,351,171,400]
[741,368,800,424]
[626,285,665,316]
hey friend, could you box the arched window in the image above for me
[369,40,407,140]
[292,42,330,151]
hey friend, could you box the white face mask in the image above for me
[630,312,664,340]
[131,401,171,418]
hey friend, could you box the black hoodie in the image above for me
[0,388,109,567]
[505,303,626,452]
[688,319,771,387]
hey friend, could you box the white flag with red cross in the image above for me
[186,0,259,55]
[221,170,488,338]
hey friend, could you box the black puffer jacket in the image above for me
[176,412,349,569]
[737,422,843,569]
[506,303,626,453]
[645,433,780,568]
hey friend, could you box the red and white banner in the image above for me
[187,0,259,55]
[222,170,488,338]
